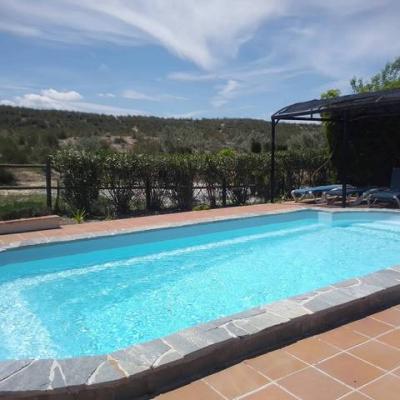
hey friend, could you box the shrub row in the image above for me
[52,149,332,215]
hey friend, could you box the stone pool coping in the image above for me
[1,207,400,399]
[0,204,301,252]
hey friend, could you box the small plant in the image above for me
[193,204,210,211]
[72,209,86,224]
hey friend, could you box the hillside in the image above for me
[0,105,324,163]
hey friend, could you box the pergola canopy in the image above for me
[272,88,400,122]
[269,88,400,207]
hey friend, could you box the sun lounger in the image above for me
[291,184,342,202]
[368,168,400,208]
[323,186,380,205]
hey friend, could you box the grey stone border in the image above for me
[1,208,400,399]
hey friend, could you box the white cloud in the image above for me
[0,0,397,74]
[98,92,116,98]
[0,0,399,114]
[0,100,15,106]
[1,88,145,115]
[0,0,285,69]
[122,89,159,101]
[167,72,217,82]
[122,89,186,102]
[212,80,240,108]
[166,0,400,107]
[41,88,82,101]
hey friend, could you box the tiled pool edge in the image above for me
[1,206,398,252]
[1,266,400,399]
[0,207,305,252]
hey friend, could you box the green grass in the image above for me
[0,194,50,221]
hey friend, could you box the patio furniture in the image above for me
[368,168,400,208]
[291,184,342,202]
[323,186,381,205]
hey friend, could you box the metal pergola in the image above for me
[270,88,400,207]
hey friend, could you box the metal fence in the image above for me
[0,162,267,212]
[0,160,53,208]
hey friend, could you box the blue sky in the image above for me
[0,0,399,119]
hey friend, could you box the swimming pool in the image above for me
[1,209,400,361]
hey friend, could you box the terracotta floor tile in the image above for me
[18,231,47,241]
[317,353,383,388]
[245,349,307,380]
[361,374,400,400]
[378,329,400,349]
[154,380,223,400]
[285,337,339,364]
[318,326,368,350]
[393,367,400,377]
[204,363,269,399]
[278,367,350,400]
[350,340,400,371]
[346,317,392,338]
[241,384,296,400]
[340,392,372,400]
[372,308,400,327]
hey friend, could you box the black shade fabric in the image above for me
[272,88,400,120]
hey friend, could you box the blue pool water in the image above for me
[1,210,400,360]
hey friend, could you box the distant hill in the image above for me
[0,105,324,163]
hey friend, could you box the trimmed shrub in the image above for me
[197,154,223,207]
[52,149,332,214]
[52,150,102,214]
[164,154,197,210]
[102,153,140,215]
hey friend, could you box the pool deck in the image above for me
[156,305,400,400]
[0,203,300,249]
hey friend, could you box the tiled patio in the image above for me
[155,306,400,400]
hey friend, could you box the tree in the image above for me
[250,139,262,153]
[350,57,400,93]
[322,57,400,187]
[321,89,341,99]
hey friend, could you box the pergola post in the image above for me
[341,114,348,208]
[270,118,276,203]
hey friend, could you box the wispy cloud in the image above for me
[0,0,399,117]
[1,88,145,115]
[0,0,285,69]
[167,72,217,82]
[97,92,116,98]
[122,89,186,102]
[166,0,400,108]
[212,80,240,108]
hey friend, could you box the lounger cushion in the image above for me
[291,184,341,197]
[370,190,400,201]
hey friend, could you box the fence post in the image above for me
[45,158,52,209]
[145,177,151,210]
[222,178,227,207]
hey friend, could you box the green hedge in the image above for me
[52,149,332,215]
